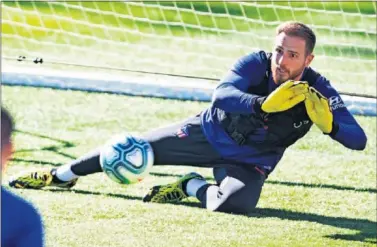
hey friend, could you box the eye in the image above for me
[275,47,283,54]
[289,53,298,59]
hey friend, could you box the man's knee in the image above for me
[204,179,260,214]
[208,194,258,214]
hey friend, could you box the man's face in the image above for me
[1,142,13,173]
[271,32,314,85]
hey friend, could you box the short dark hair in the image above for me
[276,21,316,55]
[1,107,14,148]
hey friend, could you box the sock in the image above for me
[54,165,79,182]
[69,148,102,176]
[185,178,208,198]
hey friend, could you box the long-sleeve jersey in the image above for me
[200,51,367,171]
[1,187,44,247]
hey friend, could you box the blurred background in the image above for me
[2,1,376,96]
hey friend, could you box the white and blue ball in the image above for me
[100,133,154,184]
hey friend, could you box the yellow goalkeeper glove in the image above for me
[304,87,333,134]
[261,80,309,113]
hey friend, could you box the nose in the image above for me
[276,53,286,66]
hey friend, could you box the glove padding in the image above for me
[261,80,309,113]
[304,87,333,134]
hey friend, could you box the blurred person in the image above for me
[9,21,366,214]
[1,107,44,246]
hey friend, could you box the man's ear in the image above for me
[305,53,314,67]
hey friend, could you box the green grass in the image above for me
[2,1,376,96]
[2,85,376,247]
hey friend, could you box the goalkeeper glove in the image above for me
[304,87,333,134]
[255,80,309,113]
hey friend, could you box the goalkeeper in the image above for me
[9,21,367,214]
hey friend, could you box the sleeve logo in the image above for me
[329,96,345,110]
[176,125,189,138]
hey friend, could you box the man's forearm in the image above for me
[212,83,262,114]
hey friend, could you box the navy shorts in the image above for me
[142,115,266,214]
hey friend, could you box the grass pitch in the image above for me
[2,85,376,247]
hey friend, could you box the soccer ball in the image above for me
[99,133,154,184]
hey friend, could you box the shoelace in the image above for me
[30,172,49,182]
[154,186,185,202]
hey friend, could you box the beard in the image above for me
[271,63,305,85]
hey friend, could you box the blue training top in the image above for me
[200,51,367,171]
[1,186,44,247]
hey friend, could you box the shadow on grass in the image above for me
[177,201,377,244]
[45,186,376,244]
[47,188,143,201]
[14,129,75,148]
[15,145,77,159]
[250,207,377,244]
[10,129,77,165]
[150,172,377,194]
[152,172,377,243]
[266,180,377,193]
[10,158,63,166]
